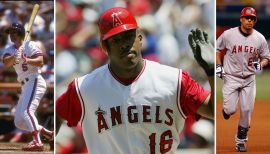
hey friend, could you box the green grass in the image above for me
[216,71,270,102]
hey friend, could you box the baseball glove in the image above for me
[188,28,214,76]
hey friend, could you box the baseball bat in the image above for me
[24,4,40,42]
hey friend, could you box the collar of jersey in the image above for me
[108,60,146,86]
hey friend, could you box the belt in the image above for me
[21,78,29,85]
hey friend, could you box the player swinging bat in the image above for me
[2,3,54,151]
[15,4,39,64]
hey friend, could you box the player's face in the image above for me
[240,16,256,30]
[106,29,143,69]
[9,30,21,43]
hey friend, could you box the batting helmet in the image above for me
[98,7,138,41]
[240,7,257,18]
[8,23,25,38]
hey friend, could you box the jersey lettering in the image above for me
[164,109,173,126]
[110,106,122,126]
[96,107,109,133]
[96,105,174,133]
[155,106,162,123]
[128,106,138,123]
[143,105,151,123]
[231,45,259,54]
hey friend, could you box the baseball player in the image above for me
[2,23,53,151]
[56,7,214,153]
[216,7,270,152]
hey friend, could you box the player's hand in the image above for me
[188,28,214,76]
[216,64,225,79]
[14,45,25,64]
[252,61,262,71]
[14,50,22,64]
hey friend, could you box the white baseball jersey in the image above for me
[217,27,270,78]
[57,60,209,154]
[3,41,43,82]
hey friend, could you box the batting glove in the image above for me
[188,28,214,76]
[14,50,22,64]
[14,45,25,64]
[216,64,225,79]
[252,61,262,71]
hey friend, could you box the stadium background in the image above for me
[55,0,214,154]
[216,0,270,153]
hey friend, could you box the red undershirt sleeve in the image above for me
[56,80,82,127]
[179,71,210,119]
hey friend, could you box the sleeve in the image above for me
[56,80,82,127]
[179,71,210,118]
[259,37,270,60]
[3,47,14,58]
[26,41,43,58]
[216,31,226,51]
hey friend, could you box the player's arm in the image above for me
[24,42,44,67]
[260,58,269,67]
[179,71,213,120]
[187,28,214,119]
[56,114,64,135]
[197,76,214,120]
[24,55,44,67]
[56,79,83,135]
[258,37,270,68]
[3,54,16,68]
[216,50,223,65]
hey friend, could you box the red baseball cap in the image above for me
[98,7,138,41]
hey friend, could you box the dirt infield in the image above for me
[0,142,53,154]
[216,101,270,154]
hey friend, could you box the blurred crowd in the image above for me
[56,0,214,153]
[0,1,54,144]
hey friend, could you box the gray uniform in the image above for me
[216,27,270,128]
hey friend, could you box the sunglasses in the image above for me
[243,16,256,21]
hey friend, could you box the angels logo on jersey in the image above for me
[232,45,259,54]
[95,105,174,133]
[111,12,123,27]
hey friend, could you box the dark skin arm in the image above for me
[56,114,64,135]
[188,28,215,120]
[197,76,214,120]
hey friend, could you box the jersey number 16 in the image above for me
[149,130,173,154]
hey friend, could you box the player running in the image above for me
[216,7,270,152]
[3,23,53,151]
[56,7,214,153]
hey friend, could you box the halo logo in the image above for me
[111,12,123,27]
[246,8,253,15]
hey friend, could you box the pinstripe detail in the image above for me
[176,69,186,119]
[30,53,43,58]
[75,78,86,126]
[27,78,38,131]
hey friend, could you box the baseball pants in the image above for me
[14,74,47,132]
[222,74,256,128]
